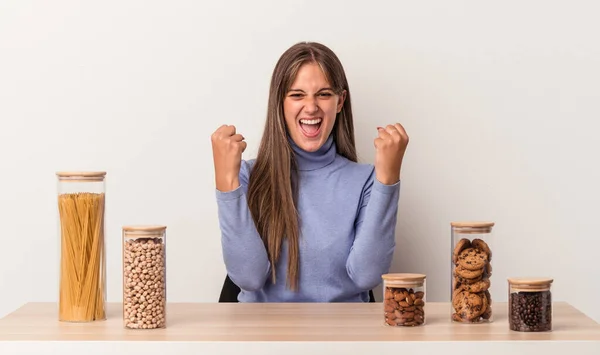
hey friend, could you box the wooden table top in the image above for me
[1,302,599,342]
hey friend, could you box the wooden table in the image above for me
[1,302,599,354]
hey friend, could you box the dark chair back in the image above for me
[218,275,376,303]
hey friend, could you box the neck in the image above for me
[289,135,336,171]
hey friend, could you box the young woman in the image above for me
[211,41,409,302]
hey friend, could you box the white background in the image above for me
[1,0,599,323]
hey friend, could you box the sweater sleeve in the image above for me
[215,160,271,292]
[346,169,400,290]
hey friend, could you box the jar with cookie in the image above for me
[508,277,553,332]
[450,221,494,323]
[122,225,167,329]
[382,273,426,327]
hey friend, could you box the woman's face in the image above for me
[283,62,346,152]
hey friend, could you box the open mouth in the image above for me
[299,118,322,138]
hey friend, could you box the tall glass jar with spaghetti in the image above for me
[450,221,494,323]
[122,225,167,329]
[56,171,106,322]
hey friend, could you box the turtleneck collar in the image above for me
[289,134,336,171]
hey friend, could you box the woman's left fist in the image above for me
[373,123,409,185]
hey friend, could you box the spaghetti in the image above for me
[58,192,106,322]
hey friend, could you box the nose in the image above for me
[304,98,319,114]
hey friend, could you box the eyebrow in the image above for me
[288,87,335,93]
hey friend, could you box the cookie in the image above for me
[455,273,483,285]
[481,305,492,319]
[474,291,489,321]
[472,238,492,262]
[481,291,492,319]
[455,265,484,280]
[462,278,490,293]
[457,247,488,271]
[455,291,486,321]
[453,238,471,264]
[485,289,492,304]
[452,288,464,309]
[452,313,463,322]
[484,262,492,277]
[452,277,461,291]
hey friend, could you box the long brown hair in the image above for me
[247,42,357,290]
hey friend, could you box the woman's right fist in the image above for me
[211,125,247,192]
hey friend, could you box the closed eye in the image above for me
[287,90,334,98]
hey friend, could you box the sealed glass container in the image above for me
[123,225,167,329]
[450,221,494,323]
[382,273,426,327]
[56,171,107,322]
[508,277,553,332]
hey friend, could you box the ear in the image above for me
[337,90,347,113]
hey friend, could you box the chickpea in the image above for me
[123,238,165,329]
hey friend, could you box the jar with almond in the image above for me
[122,225,167,329]
[382,273,426,327]
[450,221,494,323]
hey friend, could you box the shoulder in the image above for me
[336,156,401,197]
[333,155,375,183]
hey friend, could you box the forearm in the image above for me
[346,179,400,290]
[216,187,270,291]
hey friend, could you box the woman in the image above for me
[211,41,409,302]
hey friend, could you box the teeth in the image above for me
[300,118,322,125]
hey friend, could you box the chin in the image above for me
[291,134,327,152]
[298,141,323,152]
[291,120,332,152]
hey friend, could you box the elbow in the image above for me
[234,277,266,292]
[226,265,270,292]
[347,253,395,291]
[354,278,378,292]
[347,269,383,291]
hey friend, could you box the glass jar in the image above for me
[508,277,553,332]
[382,273,426,327]
[450,221,494,323]
[56,171,107,322]
[122,225,167,329]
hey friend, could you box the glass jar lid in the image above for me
[382,273,426,286]
[123,225,167,238]
[508,277,553,291]
[451,221,494,234]
[56,171,106,182]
